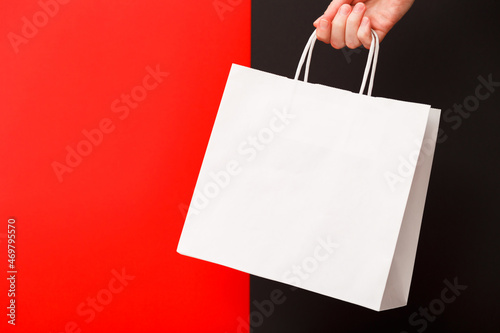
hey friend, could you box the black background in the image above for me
[250,0,500,332]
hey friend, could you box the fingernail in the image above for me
[353,3,364,13]
[340,5,351,16]
[319,19,329,29]
[362,17,370,26]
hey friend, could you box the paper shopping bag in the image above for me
[177,30,441,311]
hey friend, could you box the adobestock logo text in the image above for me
[52,64,168,182]
[8,0,72,54]
[185,106,295,217]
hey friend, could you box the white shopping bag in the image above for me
[177,30,441,311]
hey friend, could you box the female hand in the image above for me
[313,0,415,49]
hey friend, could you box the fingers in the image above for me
[322,0,353,22]
[316,18,332,44]
[358,17,372,49]
[314,0,374,49]
[330,4,352,49]
[345,3,366,49]
[315,0,352,43]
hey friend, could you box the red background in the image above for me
[0,0,250,332]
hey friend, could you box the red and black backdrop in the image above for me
[1,0,499,332]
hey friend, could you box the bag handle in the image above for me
[294,30,380,97]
